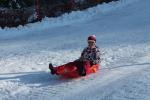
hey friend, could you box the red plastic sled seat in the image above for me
[57,64,100,78]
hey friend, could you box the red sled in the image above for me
[53,63,100,79]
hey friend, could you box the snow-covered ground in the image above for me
[0,0,150,100]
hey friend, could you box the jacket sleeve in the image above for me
[92,48,101,64]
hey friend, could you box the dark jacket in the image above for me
[80,46,101,65]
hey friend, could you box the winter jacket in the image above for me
[79,46,101,65]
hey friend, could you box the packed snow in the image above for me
[0,0,150,100]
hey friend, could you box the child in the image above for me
[49,35,101,76]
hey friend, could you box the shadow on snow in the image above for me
[0,71,70,87]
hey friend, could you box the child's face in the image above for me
[88,40,96,48]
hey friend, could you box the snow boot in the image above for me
[49,63,56,75]
[78,66,86,76]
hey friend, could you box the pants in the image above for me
[54,60,91,76]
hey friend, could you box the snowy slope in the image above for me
[0,0,150,100]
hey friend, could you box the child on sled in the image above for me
[49,35,101,77]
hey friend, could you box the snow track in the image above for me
[0,44,150,100]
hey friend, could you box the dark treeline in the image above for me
[0,0,118,9]
[0,0,74,9]
[0,0,119,28]
[0,0,34,8]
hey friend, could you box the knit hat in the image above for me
[88,35,96,42]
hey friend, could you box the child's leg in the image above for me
[83,61,91,70]
[53,60,92,76]
[83,61,92,74]
[54,61,78,75]
[76,61,91,76]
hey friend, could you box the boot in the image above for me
[78,66,86,76]
[49,63,56,75]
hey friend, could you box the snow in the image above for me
[0,0,150,100]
